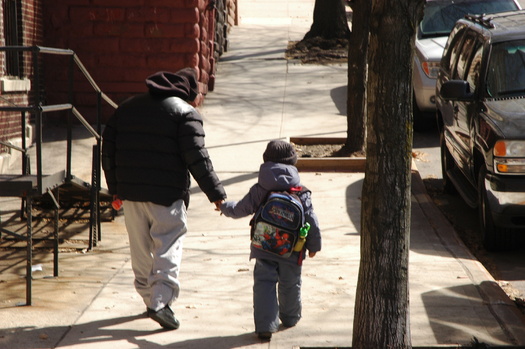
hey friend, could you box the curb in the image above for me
[289,137,366,172]
[411,163,525,346]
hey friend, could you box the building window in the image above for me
[3,0,23,78]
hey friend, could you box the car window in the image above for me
[442,25,467,73]
[454,33,477,80]
[466,44,483,92]
[419,0,519,38]
[486,40,525,98]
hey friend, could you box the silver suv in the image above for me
[413,0,520,131]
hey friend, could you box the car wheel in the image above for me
[440,132,456,194]
[477,167,514,251]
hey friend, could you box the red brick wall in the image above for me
[43,1,219,122]
[0,0,43,153]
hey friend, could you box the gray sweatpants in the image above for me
[123,199,187,312]
[253,258,302,333]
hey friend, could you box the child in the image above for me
[220,140,321,341]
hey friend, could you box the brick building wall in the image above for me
[42,0,233,123]
[0,0,236,170]
[0,0,43,165]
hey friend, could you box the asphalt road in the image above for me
[413,123,525,303]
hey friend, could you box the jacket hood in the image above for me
[258,162,300,191]
[145,68,199,101]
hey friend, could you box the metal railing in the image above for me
[0,46,118,305]
[0,45,118,242]
[0,45,116,183]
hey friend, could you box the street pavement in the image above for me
[2,0,525,348]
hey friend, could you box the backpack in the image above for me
[250,187,309,258]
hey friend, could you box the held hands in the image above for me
[213,200,224,212]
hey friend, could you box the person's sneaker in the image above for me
[147,305,180,330]
[257,332,272,341]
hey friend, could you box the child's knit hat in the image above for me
[263,140,297,165]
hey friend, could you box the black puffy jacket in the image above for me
[102,92,226,207]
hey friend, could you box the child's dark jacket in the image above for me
[220,162,321,264]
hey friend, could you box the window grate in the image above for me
[3,0,24,77]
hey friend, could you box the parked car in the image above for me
[413,0,520,131]
[435,10,525,251]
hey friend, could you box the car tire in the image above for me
[477,167,514,251]
[440,132,457,194]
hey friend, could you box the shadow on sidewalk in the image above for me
[189,172,259,197]
[159,333,261,349]
[0,313,261,349]
[346,178,363,235]
[330,85,347,116]
[421,281,523,347]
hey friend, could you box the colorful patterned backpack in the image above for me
[250,187,309,258]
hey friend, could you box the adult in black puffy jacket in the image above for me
[102,68,226,330]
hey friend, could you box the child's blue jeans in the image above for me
[253,258,302,333]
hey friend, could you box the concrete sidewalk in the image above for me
[2,0,525,348]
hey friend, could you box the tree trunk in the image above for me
[352,0,424,348]
[304,0,350,40]
[345,0,370,153]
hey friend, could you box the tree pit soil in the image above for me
[285,37,349,64]
[293,143,365,158]
[293,143,429,162]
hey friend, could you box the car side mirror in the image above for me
[440,80,474,101]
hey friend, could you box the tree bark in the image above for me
[352,0,424,348]
[304,0,350,40]
[345,0,370,153]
